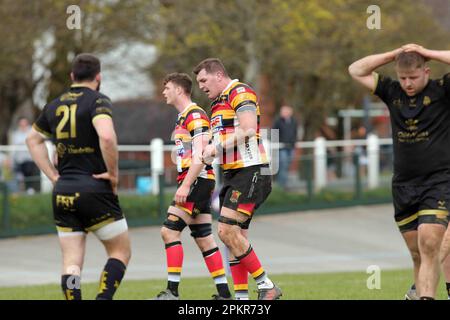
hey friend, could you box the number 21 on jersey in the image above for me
[56,104,77,139]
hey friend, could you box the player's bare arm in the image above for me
[175,133,208,204]
[92,117,119,194]
[348,47,404,91]
[402,44,450,65]
[26,128,59,185]
[202,109,257,163]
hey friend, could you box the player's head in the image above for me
[193,58,230,100]
[395,51,430,96]
[71,53,101,91]
[163,73,192,105]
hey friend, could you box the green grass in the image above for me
[0,269,448,300]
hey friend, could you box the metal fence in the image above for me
[0,136,394,237]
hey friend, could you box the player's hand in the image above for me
[93,172,118,194]
[175,184,190,205]
[402,44,431,60]
[201,144,216,165]
[51,174,60,186]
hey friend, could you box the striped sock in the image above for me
[203,247,231,298]
[166,241,183,296]
[230,259,249,300]
[237,245,273,289]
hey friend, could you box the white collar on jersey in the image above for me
[221,79,239,95]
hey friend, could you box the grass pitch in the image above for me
[0,269,448,300]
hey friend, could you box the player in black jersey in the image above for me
[349,44,450,300]
[26,53,131,300]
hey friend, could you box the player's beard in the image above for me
[96,80,101,91]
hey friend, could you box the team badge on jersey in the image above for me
[423,96,431,107]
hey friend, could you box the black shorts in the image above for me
[393,182,450,233]
[171,177,215,216]
[52,191,124,233]
[220,165,272,217]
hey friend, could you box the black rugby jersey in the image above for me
[374,73,450,185]
[34,84,115,192]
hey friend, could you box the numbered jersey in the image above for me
[173,103,214,183]
[33,84,114,192]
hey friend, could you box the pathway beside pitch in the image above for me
[0,204,411,286]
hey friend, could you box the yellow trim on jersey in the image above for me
[32,123,52,137]
[234,284,249,291]
[168,267,182,273]
[251,267,265,279]
[71,84,90,88]
[418,209,449,217]
[231,92,257,110]
[396,213,418,227]
[86,218,115,232]
[210,269,226,278]
[92,114,112,123]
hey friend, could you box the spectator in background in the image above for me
[10,117,40,193]
[272,106,298,190]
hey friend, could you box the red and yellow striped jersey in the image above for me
[173,103,214,182]
[210,80,268,171]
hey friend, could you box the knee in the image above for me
[420,237,440,256]
[218,224,235,245]
[161,226,178,243]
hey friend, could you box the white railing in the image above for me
[0,135,393,194]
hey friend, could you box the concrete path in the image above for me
[0,204,412,287]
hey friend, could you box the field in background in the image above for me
[0,269,448,300]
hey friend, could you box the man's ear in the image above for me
[95,73,101,82]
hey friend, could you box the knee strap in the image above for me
[218,216,251,230]
[163,214,187,232]
[189,223,212,238]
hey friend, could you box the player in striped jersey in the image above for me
[194,58,282,300]
[153,73,231,300]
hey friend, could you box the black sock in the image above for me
[217,283,231,298]
[446,282,450,298]
[167,281,179,296]
[419,296,434,300]
[61,274,81,300]
[96,258,127,300]
[411,283,416,290]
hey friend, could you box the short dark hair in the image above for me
[163,72,192,95]
[72,53,101,82]
[193,58,228,76]
[395,52,426,70]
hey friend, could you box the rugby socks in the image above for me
[230,259,249,300]
[237,245,274,290]
[446,282,450,299]
[202,247,231,298]
[411,283,416,290]
[166,241,183,296]
[61,274,81,300]
[96,258,127,300]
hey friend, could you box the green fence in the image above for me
[0,152,392,238]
